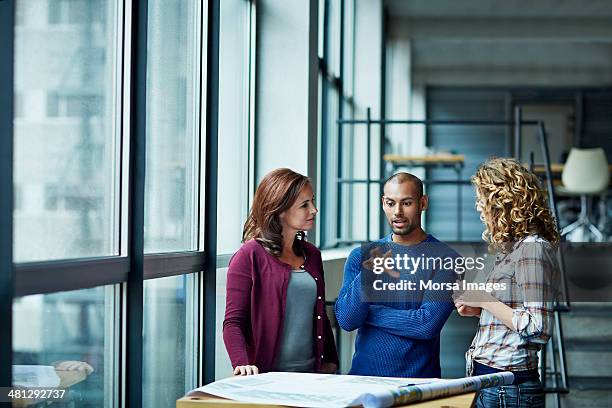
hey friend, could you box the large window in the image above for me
[216,0,255,256]
[13,286,119,408]
[14,0,120,263]
[142,0,204,402]
[143,274,198,408]
[214,0,256,379]
[319,0,355,248]
[6,0,257,402]
[8,0,221,405]
[144,0,201,254]
[12,1,121,404]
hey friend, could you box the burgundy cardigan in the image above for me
[222,239,339,373]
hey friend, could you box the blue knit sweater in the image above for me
[334,234,458,378]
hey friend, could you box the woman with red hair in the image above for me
[223,168,338,376]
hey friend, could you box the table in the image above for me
[177,391,476,408]
[383,154,465,166]
[528,163,612,187]
[383,154,466,240]
[530,163,612,174]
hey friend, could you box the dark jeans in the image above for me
[476,379,545,408]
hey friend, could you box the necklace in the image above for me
[296,255,306,270]
[288,255,306,270]
[281,247,306,270]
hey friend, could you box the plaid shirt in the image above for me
[466,235,559,375]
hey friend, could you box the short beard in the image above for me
[390,211,421,236]
[391,223,415,236]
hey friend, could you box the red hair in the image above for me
[242,168,311,256]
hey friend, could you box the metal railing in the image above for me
[335,107,570,401]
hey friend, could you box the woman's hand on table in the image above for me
[233,365,259,376]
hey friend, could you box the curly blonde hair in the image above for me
[471,157,559,249]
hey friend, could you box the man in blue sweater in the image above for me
[335,172,460,378]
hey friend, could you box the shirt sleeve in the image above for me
[365,265,456,340]
[334,248,369,331]
[222,248,253,367]
[511,242,557,344]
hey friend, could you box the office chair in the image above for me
[557,148,610,241]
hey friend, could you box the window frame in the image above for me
[215,0,257,257]
[4,0,226,404]
[0,0,15,389]
[319,0,355,249]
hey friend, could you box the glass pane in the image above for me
[215,267,233,379]
[143,274,197,408]
[318,0,325,58]
[320,82,340,247]
[342,0,354,98]
[327,0,341,77]
[13,0,119,262]
[13,286,118,407]
[144,0,200,253]
[217,0,251,255]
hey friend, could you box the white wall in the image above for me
[346,0,383,241]
[255,0,319,183]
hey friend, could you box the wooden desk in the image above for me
[177,391,476,408]
[530,163,612,174]
[383,154,465,166]
[527,163,612,188]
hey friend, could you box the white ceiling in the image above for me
[384,0,612,85]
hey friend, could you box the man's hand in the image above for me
[454,289,495,309]
[233,365,259,376]
[455,304,482,317]
[361,248,399,278]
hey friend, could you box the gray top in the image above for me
[276,269,317,372]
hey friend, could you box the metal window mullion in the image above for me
[196,0,207,388]
[378,8,387,239]
[185,273,199,393]
[15,257,129,296]
[247,0,257,210]
[334,0,345,248]
[143,252,206,280]
[320,0,332,247]
[192,0,204,255]
[0,0,15,389]
[13,251,209,295]
[125,0,148,405]
[201,0,220,385]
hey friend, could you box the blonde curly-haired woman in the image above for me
[455,158,560,408]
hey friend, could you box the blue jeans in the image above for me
[476,379,545,408]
